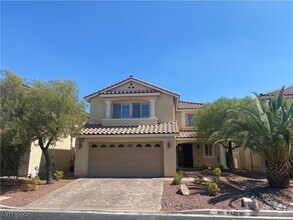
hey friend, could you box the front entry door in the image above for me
[178,144,193,168]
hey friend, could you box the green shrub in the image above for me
[177,170,185,178]
[53,170,64,181]
[202,164,208,170]
[194,175,203,185]
[27,183,38,191]
[213,177,221,186]
[27,176,40,191]
[217,164,224,170]
[213,167,222,177]
[173,173,183,185]
[206,182,220,196]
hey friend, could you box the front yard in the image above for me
[0,178,72,207]
[161,171,293,211]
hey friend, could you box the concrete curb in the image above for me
[1,205,293,218]
[171,209,293,217]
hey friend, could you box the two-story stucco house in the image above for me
[74,76,228,177]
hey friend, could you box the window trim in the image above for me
[203,144,215,158]
[185,113,194,127]
[111,102,150,119]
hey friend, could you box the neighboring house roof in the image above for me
[84,75,180,101]
[260,86,293,97]
[176,130,197,139]
[81,121,179,135]
[178,101,203,110]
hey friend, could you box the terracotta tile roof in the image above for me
[176,130,197,138]
[178,101,204,110]
[84,76,179,100]
[81,121,179,135]
[260,86,293,97]
[100,90,159,95]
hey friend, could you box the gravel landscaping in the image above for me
[161,171,293,212]
[0,178,72,207]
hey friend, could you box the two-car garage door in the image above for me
[88,142,164,177]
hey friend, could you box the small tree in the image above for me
[0,70,31,177]
[192,97,255,169]
[23,79,87,183]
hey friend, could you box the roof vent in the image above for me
[129,75,133,78]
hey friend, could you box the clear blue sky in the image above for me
[2,1,293,105]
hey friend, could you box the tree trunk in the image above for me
[42,148,53,184]
[266,162,290,188]
[226,142,234,170]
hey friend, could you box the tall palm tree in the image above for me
[225,87,293,188]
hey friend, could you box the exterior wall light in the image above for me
[167,142,171,148]
[78,138,84,149]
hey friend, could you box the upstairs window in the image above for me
[112,102,149,119]
[132,103,150,118]
[186,114,194,127]
[113,103,130,118]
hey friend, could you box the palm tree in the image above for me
[225,87,293,188]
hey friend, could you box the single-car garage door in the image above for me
[88,142,163,177]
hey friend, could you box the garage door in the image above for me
[88,142,163,177]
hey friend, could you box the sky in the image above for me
[1,1,293,106]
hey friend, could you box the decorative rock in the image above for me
[241,197,259,210]
[202,177,211,182]
[178,184,189,196]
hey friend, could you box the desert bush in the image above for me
[194,175,203,185]
[206,182,220,196]
[27,176,40,191]
[177,170,185,178]
[213,167,222,177]
[173,173,183,185]
[53,170,64,181]
[217,164,224,170]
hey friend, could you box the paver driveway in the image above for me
[26,178,164,212]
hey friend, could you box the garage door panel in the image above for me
[88,142,163,177]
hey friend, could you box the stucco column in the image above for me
[105,100,111,119]
[150,99,156,118]
[219,144,228,169]
[163,137,176,176]
[74,139,89,177]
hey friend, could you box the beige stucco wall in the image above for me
[175,110,196,130]
[74,136,177,177]
[89,89,176,124]
[19,136,75,177]
[233,147,266,172]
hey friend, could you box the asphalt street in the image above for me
[1,210,293,220]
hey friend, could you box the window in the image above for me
[112,103,130,118]
[112,102,149,118]
[132,103,150,118]
[186,114,194,127]
[204,144,214,158]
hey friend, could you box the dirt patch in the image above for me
[161,172,293,211]
[0,178,72,207]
